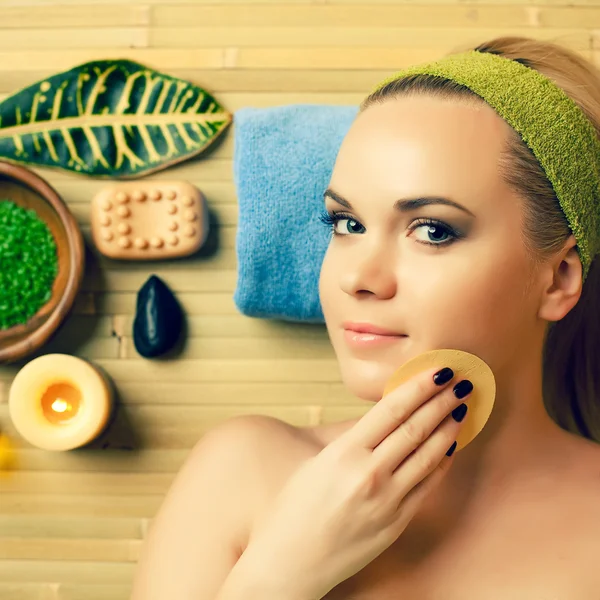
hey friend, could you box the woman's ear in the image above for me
[537,235,583,323]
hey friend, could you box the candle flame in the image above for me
[51,398,70,413]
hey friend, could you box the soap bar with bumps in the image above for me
[91,181,209,260]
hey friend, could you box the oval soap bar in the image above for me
[383,349,496,452]
[133,275,183,358]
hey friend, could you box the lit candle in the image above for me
[8,354,113,451]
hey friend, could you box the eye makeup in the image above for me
[318,209,465,248]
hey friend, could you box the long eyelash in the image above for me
[318,210,343,231]
[318,210,463,247]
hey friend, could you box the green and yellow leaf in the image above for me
[0,59,232,178]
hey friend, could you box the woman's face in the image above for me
[319,95,541,401]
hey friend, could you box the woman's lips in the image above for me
[343,329,408,348]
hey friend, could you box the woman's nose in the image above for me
[338,243,397,299]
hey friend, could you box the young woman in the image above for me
[131,36,600,599]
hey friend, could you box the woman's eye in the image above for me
[333,217,364,235]
[318,211,365,236]
[412,222,452,244]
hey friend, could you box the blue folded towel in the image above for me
[233,104,359,323]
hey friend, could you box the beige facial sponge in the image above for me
[383,349,496,452]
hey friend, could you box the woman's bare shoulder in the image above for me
[239,416,324,480]
[232,417,334,548]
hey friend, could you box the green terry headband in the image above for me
[370,49,600,283]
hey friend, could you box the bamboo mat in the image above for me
[0,1,598,598]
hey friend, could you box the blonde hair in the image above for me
[360,36,600,442]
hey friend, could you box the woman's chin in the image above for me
[340,369,389,402]
[337,347,420,402]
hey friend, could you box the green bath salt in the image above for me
[0,199,59,330]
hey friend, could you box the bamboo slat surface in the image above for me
[0,1,598,597]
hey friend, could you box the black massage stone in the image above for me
[133,275,183,358]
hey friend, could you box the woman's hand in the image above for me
[238,366,471,599]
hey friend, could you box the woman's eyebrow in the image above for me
[323,188,476,218]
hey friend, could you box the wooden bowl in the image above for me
[0,162,85,364]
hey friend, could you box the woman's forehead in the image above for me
[342,97,507,163]
[332,97,511,203]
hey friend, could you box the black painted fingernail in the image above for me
[433,367,454,385]
[453,379,473,399]
[446,441,457,457]
[452,403,468,422]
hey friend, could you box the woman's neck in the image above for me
[424,351,593,532]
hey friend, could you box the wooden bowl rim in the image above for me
[0,162,85,363]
